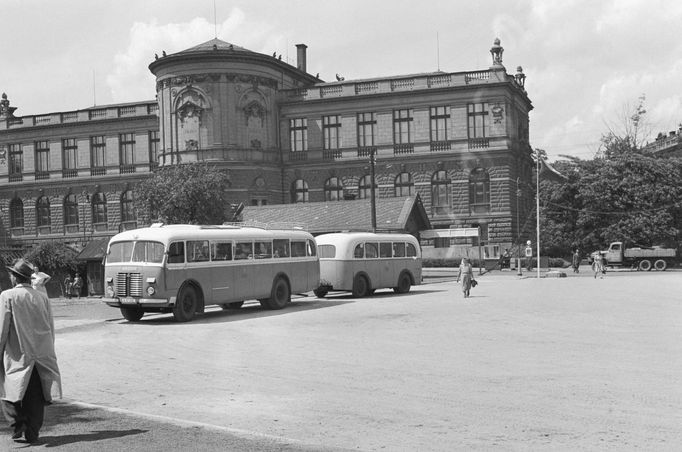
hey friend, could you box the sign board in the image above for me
[420,228,479,239]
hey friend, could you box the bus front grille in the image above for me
[116,272,143,297]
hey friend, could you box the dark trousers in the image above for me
[2,367,45,441]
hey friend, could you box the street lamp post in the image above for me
[516,177,522,276]
[369,149,377,233]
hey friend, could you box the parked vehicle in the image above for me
[314,232,421,298]
[602,241,678,271]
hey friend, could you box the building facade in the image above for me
[0,37,535,260]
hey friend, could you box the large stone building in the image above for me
[0,37,535,262]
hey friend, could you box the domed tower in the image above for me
[148,38,317,203]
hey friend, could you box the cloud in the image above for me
[105,8,286,103]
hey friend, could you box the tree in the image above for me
[135,162,232,225]
[23,241,83,297]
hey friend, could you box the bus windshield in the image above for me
[108,241,165,263]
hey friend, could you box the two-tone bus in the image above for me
[102,224,319,322]
[314,232,421,298]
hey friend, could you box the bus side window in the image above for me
[379,242,392,258]
[235,242,253,260]
[168,242,185,264]
[393,242,406,257]
[307,239,317,257]
[354,244,364,258]
[406,243,417,257]
[255,241,272,259]
[273,239,289,257]
[212,242,232,260]
[188,240,209,262]
[291,241,306,258]
[365,242,378,259]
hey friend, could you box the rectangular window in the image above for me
[149,130,160,167]
[393,109,413,144]
[357,112,376,147]
[365,242,379,258]
[35,140,49,174]
[430,106,449,142]
[187,240,210,262]
[393,242,406,257]
[8,144,22,177]
[167,242,185,264]
[467,103,489,138]
[235,241,253,260]
[289,118,308,151]
[322,115,341,150]
[62,138,78,169]
[273,239,290,258]
[91,136,106,168]
[120,133,135,165]
[254,241,272,259]
[211,242,233,261]
[379,242,393,258]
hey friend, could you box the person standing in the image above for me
[72,274,83,298]
[0,259,62,443]
[572,249,581,273]
[456,258,474,298]
[31,266,51,299]
[63,275,73,299]
[593,252,605,279]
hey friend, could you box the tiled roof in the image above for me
[240,196,430,234]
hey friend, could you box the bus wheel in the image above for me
[173,285,197,322]
[352,274,369,298]
[313,288,328,298]
[394,272,412,294]
[266,277,290,310]
[120,306,144,322]
[638,259,652,272]
[654,259,667,271]
[221,301,244,310]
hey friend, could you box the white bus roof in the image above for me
[315,232,418,247]
[109,224,314,244]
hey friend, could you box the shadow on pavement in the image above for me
[38,429,147,448]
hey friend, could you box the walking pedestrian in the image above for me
[593,252,605,279]
[456,258,475,298]
[0,259,62,443]
[572,249,581,273]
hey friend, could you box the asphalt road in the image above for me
[5,265,682,451]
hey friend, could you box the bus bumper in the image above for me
[102,297,175,308]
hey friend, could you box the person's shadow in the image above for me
[22,429,147,447]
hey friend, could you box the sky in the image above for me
[2,0,682,161]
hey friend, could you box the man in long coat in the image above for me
[0,259,62,443]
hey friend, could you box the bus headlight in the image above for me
[106,286,115,297]
[146,286,156,296]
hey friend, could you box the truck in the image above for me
[602,241,678,271]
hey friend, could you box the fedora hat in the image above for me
[7,259,34,280]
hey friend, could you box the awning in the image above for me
[76,238,109,261]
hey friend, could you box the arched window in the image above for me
[431,170,451,214]
[394,172,414,196]
[9,198,23,229]
[469,168,490,213]
[120,191,136,223]
[358,174,375,200]
[92,192,108,225]
[63,194,79,227]
[36,196,51,228]
[290,179,309,203]
[324,177,344,201]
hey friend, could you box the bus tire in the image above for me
[351,274,369,298]
[654,259,667,271]
[265,276,290,310]
[173,285,198,322]
[120,306,144,322]
[638,259,652,272]
[221,301,244,310]
[394,272,412,294]
[313,288,328,298]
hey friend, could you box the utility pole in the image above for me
[370,148,377,232]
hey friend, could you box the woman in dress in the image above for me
[456,258,474,298]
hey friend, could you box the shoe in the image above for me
[11,424,26,440]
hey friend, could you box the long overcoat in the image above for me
[0,283,62,402]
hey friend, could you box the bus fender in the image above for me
[178,280,205,313]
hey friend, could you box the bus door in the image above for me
[378,242,395,287]
[166,241,187,295]
[233,240,255,300]
[210,241,235,303]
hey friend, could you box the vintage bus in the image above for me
[102,224,319,322]
[314,232,422,298]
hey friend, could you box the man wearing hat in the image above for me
[0,259,61,443]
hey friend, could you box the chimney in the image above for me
[296,44,307,73]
